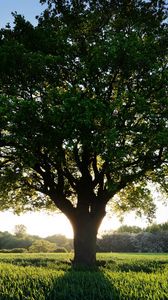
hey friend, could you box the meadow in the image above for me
[0,253,168,300]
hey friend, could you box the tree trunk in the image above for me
[71,213,101,268]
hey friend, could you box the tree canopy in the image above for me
[0,0,168,266]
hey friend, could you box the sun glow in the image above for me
[0,199,168,238]
[0,211,73,238]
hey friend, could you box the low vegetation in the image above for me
[1,222,168,253]
[0,226,73,253]
[0,253,168,299]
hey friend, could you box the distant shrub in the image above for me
[54,247,68,253]
[29,240,56,253]
[0,248,28,253]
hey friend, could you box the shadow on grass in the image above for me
[45,267,118,300]
[1,257,71,270]
[43,259,168,300]
[100,259,168,273]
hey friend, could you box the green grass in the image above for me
[0,253,168,299]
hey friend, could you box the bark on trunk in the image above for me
[72,214,100,268]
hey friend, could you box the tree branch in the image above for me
[92,153,99,180]
[63,167,78,190]
[73,145,83,174]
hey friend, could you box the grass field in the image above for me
[0,253,168,300]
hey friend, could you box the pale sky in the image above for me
[0,198,168,238]
[0,0,45,28]
[0,0,168,238]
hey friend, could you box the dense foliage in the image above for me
[0,253,168,300]
[98,231,168,253]
[0,230,73,252]
[0,0,168,265]
[98,222,168,252]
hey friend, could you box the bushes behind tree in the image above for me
[98,223,168,253]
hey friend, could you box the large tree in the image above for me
[0,0,168,267]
